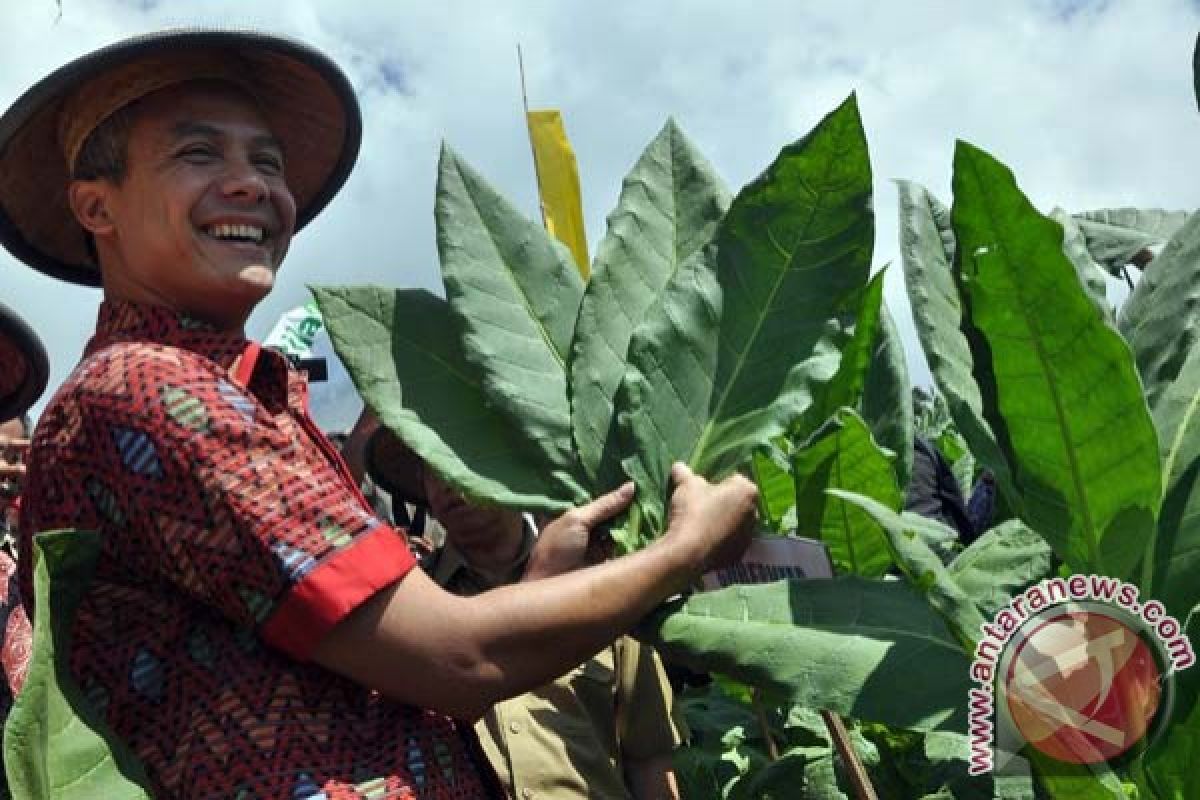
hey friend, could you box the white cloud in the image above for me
[3,0,1199,425]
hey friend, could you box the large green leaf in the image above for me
[951,141,1161,579]
[863,302,915,490]
[1118,211,1200,410]
[570,119,730,491]
[1150,344,1200,617]
[698,93,873,477]
[4,530,153,798]
[792,410,900,577]
[617,95,873,538]
[313,287,584,510]
[1073,208,1189,276]
[617,246,722,542]
[946,521,1054,617]
[637,577,973,733]
[833,491,986,651]
[897,180,1017,508]
[435,146,586,488]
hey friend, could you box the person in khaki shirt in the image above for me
[366,428,683,800]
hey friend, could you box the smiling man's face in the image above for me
[71,81,297,329]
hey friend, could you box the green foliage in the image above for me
[571,119,730,492]
[833,492,986,650]
[435,146,588,493]
[946,521,1054,616]
[1119,212,1200,411]
[637,577,972,733]
[4,531,153,799]
[897,180,1019,510]
[618,94,875,543]
[1071,208,1188,276]
[792,410,901,577]
[1150,346,1200,617]
[314,286,581,510]
[951,141,1162,579]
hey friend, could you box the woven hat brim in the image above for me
[0,301,49,420]
[0,28,362,287]
[364,428,428,507]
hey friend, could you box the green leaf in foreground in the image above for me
[436,145,586,489]
[637,577,972,733]
[951,141,1161,579]
[313,287,583,510]
[897,180,1016,510]
[617,94,873,539]
[570,119,730,492]
[4,530,153,799]
[792,409,900,577]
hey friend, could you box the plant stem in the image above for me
[820,710,877,800]
[751,690,780,762]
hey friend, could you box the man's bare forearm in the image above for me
[461,534,695,701]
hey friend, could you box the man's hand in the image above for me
[523,482,635,582]
[661,462,757,578]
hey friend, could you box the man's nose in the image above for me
[219,160,269,204]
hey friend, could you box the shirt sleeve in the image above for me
[616,638,684,759]
[84,352,415,661]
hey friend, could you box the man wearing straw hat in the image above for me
[0,30,756,799]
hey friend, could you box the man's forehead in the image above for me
[132,82,279,144]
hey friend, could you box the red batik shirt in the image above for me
[19,301,491,800]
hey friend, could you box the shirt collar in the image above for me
[88,300,299,410]
[89,300,249,368]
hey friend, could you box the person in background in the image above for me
[3,30,757,798]
[368,428,682,799]
[0,302,48,797]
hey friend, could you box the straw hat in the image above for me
[0,302,48,421]
[0,29,362,286]
[364,427,429,506]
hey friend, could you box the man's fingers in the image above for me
[575,482,635,528]
[670,462,696,486]
[0,464,26,479]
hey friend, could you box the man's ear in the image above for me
[67,180,115,236]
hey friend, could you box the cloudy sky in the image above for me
[3,0,1199,429]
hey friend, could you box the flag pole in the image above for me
[517,44,548,227]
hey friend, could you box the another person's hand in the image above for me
[523,482,635,581]
[661,462,756,577]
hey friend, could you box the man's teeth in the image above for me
[206,223,265,243]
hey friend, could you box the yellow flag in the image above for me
[526,110,590,278]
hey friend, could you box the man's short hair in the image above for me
[70,104,134,185]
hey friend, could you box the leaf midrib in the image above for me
[459,160,569,372]
[967,156,1100,571]
[688,134,844,469]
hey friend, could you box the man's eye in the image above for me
[254,155,284,174]
[178,145,217,162]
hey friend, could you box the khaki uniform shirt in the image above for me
[429,530,682,799]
